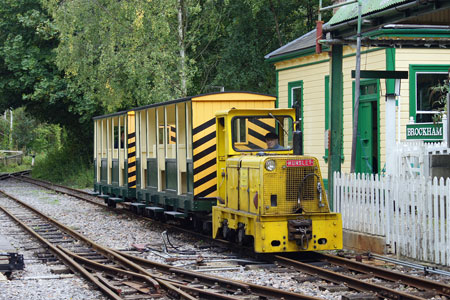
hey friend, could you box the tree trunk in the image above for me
[178,0,187,97]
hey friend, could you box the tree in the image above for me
[200,0,333,94]
[0,0,103,154]
[12,107,61,153]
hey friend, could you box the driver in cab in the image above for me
[265,132,284,150]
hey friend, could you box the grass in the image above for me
[31,146,94,189]
[0,155,33,173]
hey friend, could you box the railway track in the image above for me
[0,183,323,300]
[273,253,449,300]
[8,174,450,299]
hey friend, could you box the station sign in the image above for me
[406,123,443,140]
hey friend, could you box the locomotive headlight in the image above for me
[265,159,276,171]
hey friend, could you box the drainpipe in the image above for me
[447,68,450,148]
[350,0,362,173]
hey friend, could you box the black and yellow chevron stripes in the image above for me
[127,113,136,189]
[193,118,217,198]
[169,125,176,144]
[247,118,275,149]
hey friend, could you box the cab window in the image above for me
[231,115,293,152]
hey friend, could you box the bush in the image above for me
[32,144,93,188]
[0,155,32,173]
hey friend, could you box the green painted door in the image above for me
[355,80,379,174]
[356,102,374,173]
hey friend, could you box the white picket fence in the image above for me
[394,140,449,178]
[334,172,450,266]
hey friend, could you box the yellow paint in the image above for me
[192,92,275,102]
[212,108,343,253]
[191,93,276,198]
[212,206,342,252]
[127,111,136,188]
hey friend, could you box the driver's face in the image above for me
[266,138,277,149]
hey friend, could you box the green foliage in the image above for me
[32,142,93,188]
[2,0,333,185]
[429,78,449,123]
[44,0,333,109]
[0,117,10,149]
[0,155,32,173]
[12,107,62,153]
[44,0,192,112]
[190,0,333,95]
[0,0,101,150]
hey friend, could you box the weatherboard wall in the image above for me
[275,46,387,177]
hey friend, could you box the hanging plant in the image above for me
[428,78,449,123]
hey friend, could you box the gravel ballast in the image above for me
[1,178,448,300]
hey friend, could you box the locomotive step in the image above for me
[164,211,186,218]
[145,207,164,212]
[130,203,146,214]
[108,197,124,203]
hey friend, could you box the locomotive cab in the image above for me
[212,108,343,253]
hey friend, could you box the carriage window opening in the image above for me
[114,126,124,149]
[158,127,165,144]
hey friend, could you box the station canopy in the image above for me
[323,0,450,48]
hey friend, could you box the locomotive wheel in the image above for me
[192,217,203,232]
[222,221,229,239]
[226,229,236,242]
[237,224,245,245]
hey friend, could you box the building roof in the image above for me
[327,0,410,26]
[265,0,450,63]
[324,0,450,38]
[264,29,316,62]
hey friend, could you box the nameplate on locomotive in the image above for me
[286,159,314,167]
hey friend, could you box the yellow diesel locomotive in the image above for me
[93,92,342,253]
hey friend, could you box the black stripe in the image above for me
[128,142,136,148]
[193,118,216,135]
[193,144,216,162]
[249,119,275,132]
[128,181,136,187]
[128,132,136,138]
[196,185,217,198]
[170,136,176,143]
[194,171,216,189]
[248,128,266,143]
[128,161,136,168]
[193,157,216,175]
[128,171,136,177]
[193,131,216,149]
[127,151,136,158]
[247,141,260,149]
[170,126,176,133]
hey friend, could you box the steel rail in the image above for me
[275,255,428,300]
[0,170,30,181]
[368,253,450,277]
[59,246,160,290]
[15,175,237,250]
[0,204,122,300]
[16,175,105,207]
[13,175,450,299]
[0,189,201,300]
[116,250,322,300]
[0,188,322,300]
[314,252,450,297]
[113,250,251,292]
[61,247,241,300]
